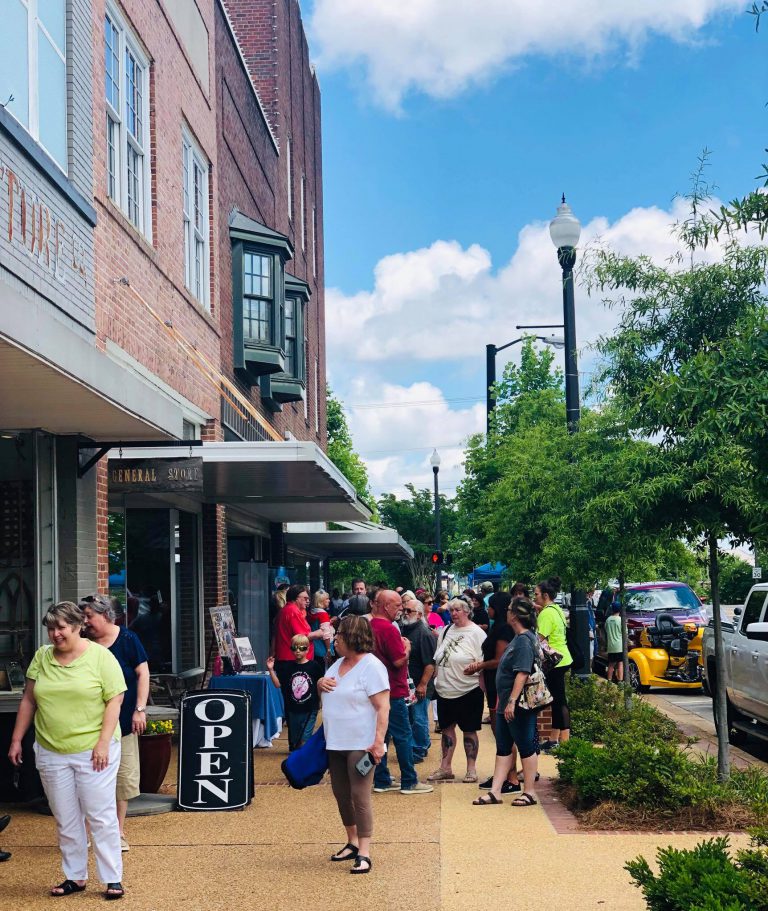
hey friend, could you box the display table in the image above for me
[208,673,284,747]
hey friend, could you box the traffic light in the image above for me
[431,551,443,564]
[445,553,453,566]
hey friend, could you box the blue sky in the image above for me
[303,1,768,497]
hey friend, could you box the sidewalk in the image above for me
[646,692,768,771]
[0,722,750,911]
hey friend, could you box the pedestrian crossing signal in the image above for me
[431,551,443,564]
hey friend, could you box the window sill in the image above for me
[270,374,305,404]
[0,106,97,226]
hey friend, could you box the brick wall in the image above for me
[91,0,221,422]
[216,0,327,447]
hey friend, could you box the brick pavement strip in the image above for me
[0,720,753,910]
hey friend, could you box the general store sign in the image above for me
[108,458,204,493]
[0,159,88,285]
[177,691,253,811]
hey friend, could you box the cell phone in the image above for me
[355,752,375,776]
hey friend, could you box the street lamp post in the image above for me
[486,334,565,435]
[549,194,590,677]
[430,449,441,597]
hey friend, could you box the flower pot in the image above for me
[138,732,172,793]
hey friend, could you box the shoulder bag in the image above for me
[517,636,553,712]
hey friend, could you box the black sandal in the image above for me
[330,843,359,862]
[350,855,372,874]
[104,883,124,900]
[472,793,502,805]
[51,880,86,897]
[511,792,538,807]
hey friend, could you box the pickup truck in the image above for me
[702,583,768,744]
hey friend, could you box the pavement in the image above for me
[0,718,752,911]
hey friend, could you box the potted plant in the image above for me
[138,719,174,793]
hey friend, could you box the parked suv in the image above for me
[594,581,706,670]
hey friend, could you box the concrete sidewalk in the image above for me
[0,722,749,911]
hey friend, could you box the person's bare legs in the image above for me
[343,823,358,849]
[607,661,616,682]
[518,752,538,802]
[438,723,457,773]
[616,661,624,683]
[507,744,520,784]
[487,753,515,800]
[463,732,479,777]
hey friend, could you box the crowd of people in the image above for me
[3,573,577,891]
[268,575,574,872]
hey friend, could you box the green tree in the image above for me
[717,554,755,606]
[590,236,768,780]
[326,385,374,510]
[378,484,458,591]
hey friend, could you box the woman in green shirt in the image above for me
[8,601,126,900]
[534,577,572,750]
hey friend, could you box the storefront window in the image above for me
[113,507,202,674]
[0,435,35,666]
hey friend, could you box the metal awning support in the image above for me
[78,439,202,477]
[285,520,414,561]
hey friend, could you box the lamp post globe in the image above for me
[549,195,581,251]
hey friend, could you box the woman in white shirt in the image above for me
[427,598,486,784]
[318,615,390,875]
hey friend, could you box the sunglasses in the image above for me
[402,608,419,615]
[291,645,309,652]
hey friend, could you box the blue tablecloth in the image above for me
[209,674,284,743]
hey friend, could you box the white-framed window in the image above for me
[286,136,293,221]
[300,174,306,251]
[0,0,67,169]
[182,131,210,308]
[105,4,151,239]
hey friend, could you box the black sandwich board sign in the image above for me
[177,690,253,811]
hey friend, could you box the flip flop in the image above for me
[104,882,124,900]
[511,792,538,807]
[350,855,372,874]
[51,880,86,897]
[330,843,359,862]
[462,771,478,784]
[472,793,502,805]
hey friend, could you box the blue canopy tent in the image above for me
[468,562,507,587]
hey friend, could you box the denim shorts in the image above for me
[494,707,538,760]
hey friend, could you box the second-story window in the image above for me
[182,132,210,308]
[243,252,272,343]
[1,0,67,169]
[105,5,151,239]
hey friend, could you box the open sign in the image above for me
[177,691,253,811]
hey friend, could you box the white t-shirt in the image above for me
[321,653,390,751]
[433,622,486,698]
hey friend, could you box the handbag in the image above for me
[517,640,553,712]
[280,725,328,789]
[538,635,563,675]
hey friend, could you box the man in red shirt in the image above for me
[370,590,433,795]
[273,585,328,677]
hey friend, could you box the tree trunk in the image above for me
[619,570,631,710]
[708,531,730,782]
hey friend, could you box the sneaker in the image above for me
[413,755,424,764]
[120,835,129,852]
[500,781,521,794]
[400,781,434,794]
[373,781,401,793]
[540,739,559,753]
[479,776,493,790]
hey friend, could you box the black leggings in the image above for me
[545,665,571,732]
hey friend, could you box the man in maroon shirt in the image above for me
[370,591,433,794]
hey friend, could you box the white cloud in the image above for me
[328,198,728,498]
[309,0,742,108]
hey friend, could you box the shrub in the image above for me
[626,832,768,911]
[567,676,679,744]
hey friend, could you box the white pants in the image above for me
[34,741,123,884]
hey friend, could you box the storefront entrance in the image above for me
[109,508,202,674]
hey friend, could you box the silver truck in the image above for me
[702,583,768,744]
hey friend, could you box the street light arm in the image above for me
[494,336,525,354]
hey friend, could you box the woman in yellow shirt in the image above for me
[534,577,572,751]
[8,601,126,900]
